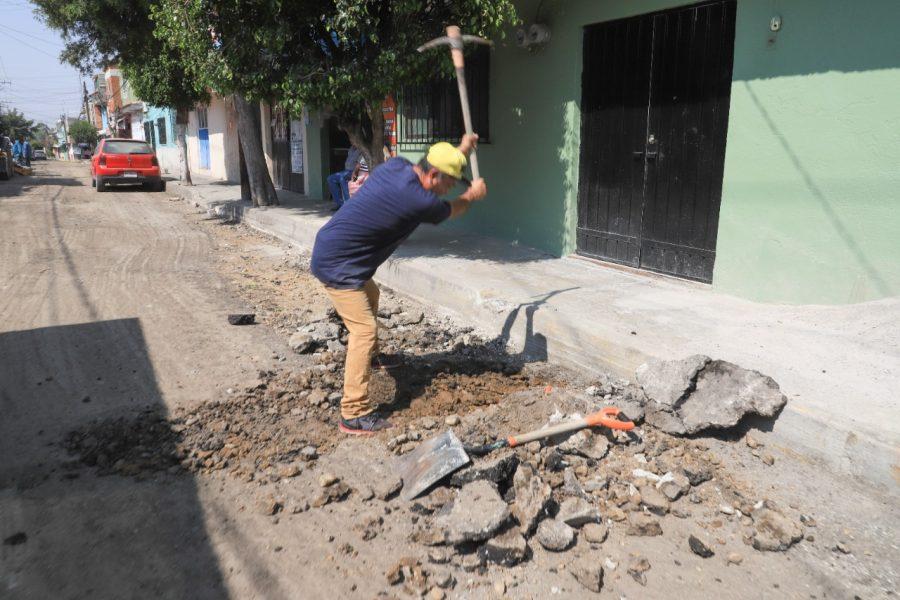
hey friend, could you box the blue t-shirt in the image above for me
[311,157,451,289]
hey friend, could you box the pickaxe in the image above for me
[418,26,492,180]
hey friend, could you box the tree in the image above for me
[152,0,288,206]
[123,53,208,186]
[0,109,35,140]
[30,122,55,149]
[292,1,517,167]
[33,0,206,185]
[154,1,516,170]
[68,120,98,146]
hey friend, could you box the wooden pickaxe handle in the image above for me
[445,26,480,180]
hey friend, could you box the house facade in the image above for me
[137,0,900,306]
[384,0,899,305]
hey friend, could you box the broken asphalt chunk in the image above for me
[510,463,552,535]
[227,313,255,326]
[449,451,518,488]
[637,356,787,435]
[477,528,529,566]
[435,480,509,545]
[688,534,715,558]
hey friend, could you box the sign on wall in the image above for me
[383,95,397,157]
[290,119,304,174]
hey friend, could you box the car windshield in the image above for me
[103,140,153,155]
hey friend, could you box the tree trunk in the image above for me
[338,98,388,171]
[238,135,252,202]
[233,93,278,207]
[366,100,386,167]
[175,107,192,185]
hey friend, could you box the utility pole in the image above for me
[82,81,91,125]
[61,110,69,161]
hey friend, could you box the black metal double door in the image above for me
[577,0,736,282]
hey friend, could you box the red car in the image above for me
[90,138,165,192]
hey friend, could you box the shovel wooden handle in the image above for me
[507,407,634,448]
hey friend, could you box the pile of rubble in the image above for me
[378,422,806,595]
[366,355,799,596]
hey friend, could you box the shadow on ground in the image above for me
[0,319,228,599]
[0,169,84,198]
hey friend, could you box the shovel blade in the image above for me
[395,430,470,501]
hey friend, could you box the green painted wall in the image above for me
[398,0,900,305]
[304,110,326,200]
[717,0,900,304]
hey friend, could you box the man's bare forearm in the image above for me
[449,198,472,219]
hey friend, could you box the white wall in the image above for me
[130,113,145,141]
[186,94,240,182]
[156,146,181,177]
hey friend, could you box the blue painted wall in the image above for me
[144,106,176,147]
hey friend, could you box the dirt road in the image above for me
[1,161,896,599]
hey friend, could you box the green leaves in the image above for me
[32,0,205,110]
[68,120,98,145]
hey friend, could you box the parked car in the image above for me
[90,138,165,192]
[75,143,92,159]
[32,148,47,160]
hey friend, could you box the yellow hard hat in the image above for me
[426,142,467,180]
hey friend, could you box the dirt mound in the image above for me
[63,345,545,482]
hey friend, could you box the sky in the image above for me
[0,0,92,126]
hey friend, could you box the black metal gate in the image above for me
[271,106,304,193]
[576,0,736,282]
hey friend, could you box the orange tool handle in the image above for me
[585,407,635,431]
[507,407,635,447]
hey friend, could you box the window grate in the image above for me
[197,107,208,130]
[399,47,490,147]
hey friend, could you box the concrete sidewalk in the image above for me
[171,179,899,492]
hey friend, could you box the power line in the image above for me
[0,23,65,49]
[0,29,61,59]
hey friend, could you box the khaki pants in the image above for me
[324,280,379,419]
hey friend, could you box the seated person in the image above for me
[326,144,362,210]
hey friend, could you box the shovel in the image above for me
[396,407,634,501]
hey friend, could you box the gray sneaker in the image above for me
[339,412,393,436]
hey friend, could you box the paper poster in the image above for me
[290,119,304,174]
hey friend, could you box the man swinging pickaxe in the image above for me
[418,26,492,180]
[308,26,489,436]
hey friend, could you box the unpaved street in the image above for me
[1,161,897,599]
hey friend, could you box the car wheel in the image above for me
[158,180,166,192]
[91,177,96,188]
[96,176,106,192]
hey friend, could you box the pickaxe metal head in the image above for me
[417,26,493,54]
